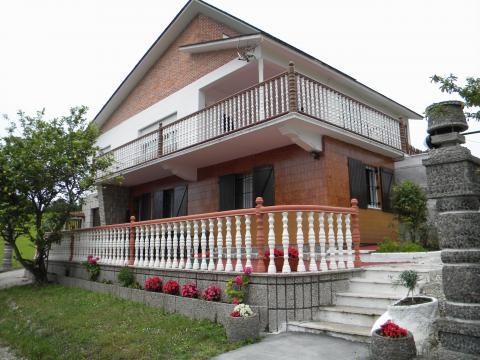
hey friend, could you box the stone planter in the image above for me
[224,313,260,342]
[372,296,438,355]
[370,329,416,360]
[426,100,467,135]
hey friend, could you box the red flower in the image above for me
[202,285,221,302]
[144,276,162,292]
[230,310,241,317]
[234,275,243,286]
[265,248,284,258]
[181,283,199,298]
[232,298,239,305]
[163,280,180,295]
[243,267,252,275]
[380,320,408,338]
[288,247,299,259]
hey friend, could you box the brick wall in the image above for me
[101,14,240,132]
[127,137,396,243]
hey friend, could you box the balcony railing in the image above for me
[102,63,402,176]
[49,198,362,273]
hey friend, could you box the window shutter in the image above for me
[253,165,274,206]
[139,193,152,221]
[380,167,394,212]
[348,158,368,209]
[152,190,164,219]
[173,185,188,217]
[219,174,236,210]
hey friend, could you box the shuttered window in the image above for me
[219,174,237,211]
[380,168,394,212]
[253,165,274,206]
[348,158,368,209]
[151,185,188,219]
[135,193,152,221]
[173,185,188,217]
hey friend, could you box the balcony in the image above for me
[100,64,403,183]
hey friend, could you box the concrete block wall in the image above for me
[97,184,130,226]
[81,193,99,228]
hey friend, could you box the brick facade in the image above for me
[101,15,240,132]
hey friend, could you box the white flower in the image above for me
[233,304,254,317]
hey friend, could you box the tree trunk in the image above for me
[2,240,12,270]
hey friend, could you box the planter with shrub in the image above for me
[370,320,416,360]
[224,304,259,342]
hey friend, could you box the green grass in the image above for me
[0,285,244,359]
[377,238,426,253]
[0,235,35,269]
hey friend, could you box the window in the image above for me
[91,208,101,227]
[348,158,393,211]
[137,185,188,221]
[219,165,274,210]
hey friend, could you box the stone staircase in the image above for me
[287,264,441,343]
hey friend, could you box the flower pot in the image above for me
[224,313,259,342]
[426,100,467,135]
[370,329,416,360]
[372,296,438,355]
[262,258,298,272]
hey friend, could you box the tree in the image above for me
[0,106,111,283]
[391,181,428,245]
[430,74,480,121]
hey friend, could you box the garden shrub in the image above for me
[144,276,163,292]
[181,283,199,298]
[163,280,180,295]
[118,267,135,287]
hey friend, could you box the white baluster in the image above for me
[133,226,139,266]
[327,213,337,270]
[296,212,306,272]
[336,214,345,269]
[308,212,318,272]
[106,229,111,264]
[216,218,224,271]
[318,213,328,271]
[185,221,192,270]
[267,213,276,273]
[148,225,155,267]
[153,224,160,267]
[244,215,252,269]
[282,212,291,273]
[208,218,215,271]
[179,222,185,269]
[171,223,178,268]
[192,221,200,270]
[225,217,233,271]
[200,220,207,270]
[234,215,243,272]
[111,228,117,265]
[139,226,146,267]
[166,223,172,268]
[123,227,128,265]
[159,224,166,268]
[345,214,354,269]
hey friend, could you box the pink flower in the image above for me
[234,275,243,286]
[232,298,239,305]
[244,266,252,275]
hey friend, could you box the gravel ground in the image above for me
[0,345,23,360]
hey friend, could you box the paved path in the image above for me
[0,269,32,290]
[212,332,369,360]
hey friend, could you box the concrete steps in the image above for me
[287,320,372,343]
[313,305,384,327]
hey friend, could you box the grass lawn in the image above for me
[0,235,35,269]
[0,285,245,359]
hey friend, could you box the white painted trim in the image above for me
[179,34,262,53]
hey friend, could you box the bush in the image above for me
[163,280,180,295]
[145,276,163,292]
[118,267,135,287]
[393,270,420,300]
[377,238,426,253]
[181,283,199,298]
[202,285,222,302]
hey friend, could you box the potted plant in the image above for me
[370,320,416,360]
[225,267,251,304]
[372,270,438,355]
[224,303,260,342]
[82,255,100,281]
[263,247,299,272]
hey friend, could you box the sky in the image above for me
[1,0,479,155]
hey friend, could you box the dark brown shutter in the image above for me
[139,193,152,221]
[152,190,164,219]
[173,185,188,217]
[219,174,236,210]
[380,167,394,212]
[253,165,274,206]
[348,158,368,209]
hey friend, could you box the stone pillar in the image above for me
[97,184,130,225]
[422,101,480,359]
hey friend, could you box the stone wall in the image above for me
[81,192,99,228]
[97,184,130,226]
[47,260,357,332]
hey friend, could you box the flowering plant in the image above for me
[379,320,408,338]
[82,255,100,281]
[230,304,254,318]
[225,267,251,304]
[181,283,200,298]
[163,280,180,295]
[144,276,163,292]
[202,285,222,302]
[264,247,299,259]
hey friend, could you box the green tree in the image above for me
[430,74,480,121]
[391,181,428,245]
[0,106,111,283]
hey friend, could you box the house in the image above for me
[82,0,421,247]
